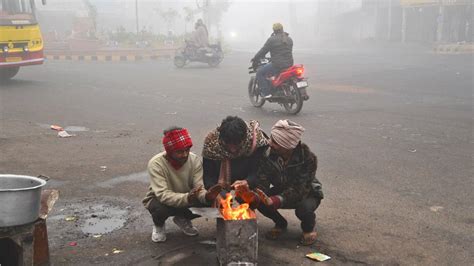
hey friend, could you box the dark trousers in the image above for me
[147,198,199,226]
[258,197,321,233]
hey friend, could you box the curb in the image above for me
[45,54,172,62]
[433,44,474,54]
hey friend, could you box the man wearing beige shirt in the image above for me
[142,126,221,243]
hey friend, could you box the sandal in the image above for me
[265,226,287,240]
[301,231,318,246]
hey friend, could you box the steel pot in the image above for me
[0,174,47,227]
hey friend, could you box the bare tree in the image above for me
[158,8,180,33]
[195,0,231,36]
[183,6,197,33]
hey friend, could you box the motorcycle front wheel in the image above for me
[282,83,303,115]
[208,52,223,67]
[248,76,265,107]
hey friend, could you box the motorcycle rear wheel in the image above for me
[208,58,221,67]
[174,56,186,68]
[282,83,303,115]
[248,76,265,107]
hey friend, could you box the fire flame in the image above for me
[219,193,256,220]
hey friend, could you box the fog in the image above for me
[2,0,473,265]
[35,0,472,54]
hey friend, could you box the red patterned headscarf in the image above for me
[162,128,193,154]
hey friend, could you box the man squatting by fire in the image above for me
[142,127,221,242]
[227,119,323,245]
[202,116,269,205]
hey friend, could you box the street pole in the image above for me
[401,7,407,43]
[388,0,392,41]
[135,0,139,36]
[436,0,444,43]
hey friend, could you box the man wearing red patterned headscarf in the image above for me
[142,126,222,243]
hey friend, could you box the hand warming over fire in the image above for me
[187,185,203,204]
[233,182,259,209]
[231,179,249,190]
[255,188,283,210]
[205,184,223,202]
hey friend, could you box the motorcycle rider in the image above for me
[252,23,294,99]
[188,19,209,56]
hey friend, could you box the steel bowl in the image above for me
[0,174,47,227]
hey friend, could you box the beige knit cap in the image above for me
[271,120,305,150]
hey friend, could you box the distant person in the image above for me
[251,23,294,98]
[254,120,323,246]
[142,126,221,243]
[190,18,209,48]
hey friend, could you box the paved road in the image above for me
[0,49,472,265]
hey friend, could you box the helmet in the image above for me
[272,23,283,32]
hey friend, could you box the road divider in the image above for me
[45,48,176,62]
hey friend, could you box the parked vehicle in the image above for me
[0,0,47,81]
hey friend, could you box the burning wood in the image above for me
[219,193,256,220]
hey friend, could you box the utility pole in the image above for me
[387,0,392,41]
[436,0,444,43]
[135,0,139,36]
[401,7,407,43]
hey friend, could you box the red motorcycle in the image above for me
[248,58,309,114]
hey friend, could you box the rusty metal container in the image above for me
[216,218,258,266]
[0,175,46,227]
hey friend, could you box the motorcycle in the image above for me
[248,58,309,114]
[174,41,224,68]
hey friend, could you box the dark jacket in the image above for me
[256,143,323,208]
[253,31,294,71]
[203,146,267,189]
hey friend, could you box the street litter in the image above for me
[409,149,417,153]
[58,130,75,138]
[306,252,331,262]
[165,112,177,115]
[68,241,77,247]
[112,248,124,254]
[65,216,77,221]
[430,206,444,212]
[93,234,102,238]
[50,125,64,131]
[50,124,76,137]
[199,240,217,245]
[100,166,107,171]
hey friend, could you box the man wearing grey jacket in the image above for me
[142,126,221,243]
[252,23,294,98]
